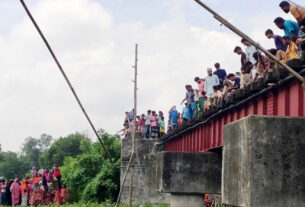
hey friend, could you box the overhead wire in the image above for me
[19,0,114,167]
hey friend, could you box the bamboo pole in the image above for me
[115,152,135,207]
[194,0,305,90]
[19,0,115,167]
[128,166,134,207]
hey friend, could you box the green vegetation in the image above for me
[0,130,121,203]
[34,204,169,207]
[61,130,121,203]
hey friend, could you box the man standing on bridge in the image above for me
[205,68,219,98]
[279,1,305,26]
[234,46,247,67]
[213,63,227,87]
[265,29,287,51]
[274,17,299,42]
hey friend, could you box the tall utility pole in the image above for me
[133,44,138,155]
[115,44,150,207]
[128,43,138,207]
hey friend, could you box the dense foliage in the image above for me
[61,130,121,203]
[39,133,90,168]
[0,130,121,203]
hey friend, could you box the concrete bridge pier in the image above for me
[222,115,305,207]
[156,151,222,207]
[120,134,170,205]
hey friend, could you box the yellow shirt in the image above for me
[240,73,251,88]
[290,4,305,22]
[286,42,299,59]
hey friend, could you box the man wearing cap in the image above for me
[204,68,219,98]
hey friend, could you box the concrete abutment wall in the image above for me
[222,115,305,207]
[120,134,170,205]
[120,116,305,207]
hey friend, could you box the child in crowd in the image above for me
[159,117,165,137]
[194,77,205,112]
[46,180,54,205]
[240,62,252,88]
[253,52,269,79]
[140,114,145,137]
[212,86,223,99]
[54,187,61,205]
[150,111,158,138]
[204,96,211,111]
[60,185,67,204]
[144,110,151,138]
[30,182,42,206]
[157,111,164,137]
[182,103,190,123]
[177,113,183,127]
[169,106,178,130]
[191,88,199,117]
[136,116,143,132]
[167,120,172,133]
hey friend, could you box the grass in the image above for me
[42,203,169,207]
[17,203,232,207]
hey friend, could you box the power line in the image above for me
[19,0,114,167]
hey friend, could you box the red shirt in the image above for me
[53,167,61,177]
[60,188,67,198]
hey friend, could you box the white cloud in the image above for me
[0,0,282,152]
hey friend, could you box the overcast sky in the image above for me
[0,0,301,152]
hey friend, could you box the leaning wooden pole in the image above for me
[115,152,134,207]
[128,166,134,207]
[194,0,305,89]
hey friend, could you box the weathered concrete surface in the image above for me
[222,115,305,207]
[157,151,221,194]
[121,133,170,205]
[170,194,204,207]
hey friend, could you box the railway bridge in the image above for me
[121,62,305,207]
[156,62,305,207]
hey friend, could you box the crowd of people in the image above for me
[167,1,305,131]
[120,1,305,138]
[0,166,67,206]
[120,109,166,139]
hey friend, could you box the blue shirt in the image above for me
[186,91,194,103]
[170,109,178,123]
[284,20,299,38]
[213,69,227,84]
[274,35,287,51]
[234,77,241,88]
[129,111,134,121]
[182,107,190,119]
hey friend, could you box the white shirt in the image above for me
[245,45,257,64]
[204,74,219,98]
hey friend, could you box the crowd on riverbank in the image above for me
[0,166,67,206]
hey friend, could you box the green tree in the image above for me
[39,132,90,169]
[0,152,28,180]
[61,130,121,203]
[21,134,53,169]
